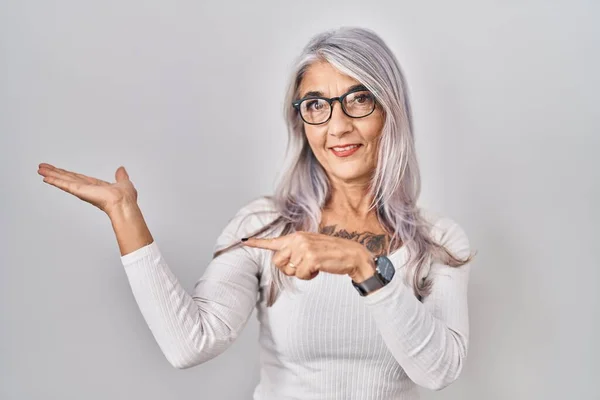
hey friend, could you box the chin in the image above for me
[328,166,370,182]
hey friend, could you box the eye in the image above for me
[354,93,373,103]
[305,99,326,111]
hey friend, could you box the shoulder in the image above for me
[214,196,282,271]
[419,207,471,259]
[238,195,278,216]
[219,196,280,240]
[235,196,280,227]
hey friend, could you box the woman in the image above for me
[38,27,475,399]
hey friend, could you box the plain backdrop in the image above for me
[1,1,598,399]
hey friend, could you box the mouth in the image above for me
[329,144,362,157]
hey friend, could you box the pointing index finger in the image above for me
[241,236,285,251]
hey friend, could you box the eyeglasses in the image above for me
[292,86,377,125]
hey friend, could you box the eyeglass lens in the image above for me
[299,91,375,124]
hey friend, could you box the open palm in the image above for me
[37,163,138,215]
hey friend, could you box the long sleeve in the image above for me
[119,198,272,369]
[361,216,473,391]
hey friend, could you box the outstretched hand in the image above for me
[37,163,138,216]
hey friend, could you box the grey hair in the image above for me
[214,26,474,307]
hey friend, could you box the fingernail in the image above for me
[241,237,248,242]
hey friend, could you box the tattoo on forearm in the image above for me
[319,224,389,256]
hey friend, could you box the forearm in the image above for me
[121,244,209,368]
[108,202,154,256]
[121,243,246,369]
[361,260,471,391]
[364,281,468,390]
[116,199,265,369]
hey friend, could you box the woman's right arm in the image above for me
[38,163,266,369]
[113,200,266,369]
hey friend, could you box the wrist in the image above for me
[108,202,154,256]
[349,246,377,283]
[107,200,141,222]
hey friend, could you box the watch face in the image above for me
[375,255,395,281]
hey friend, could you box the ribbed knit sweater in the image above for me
[120,197,472,399]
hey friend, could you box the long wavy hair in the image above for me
[214,26,474,307]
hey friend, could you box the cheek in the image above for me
[354,124,383,150]
[365,112,385,140]
[304,127,326,149]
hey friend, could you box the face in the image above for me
[296,61,385,185]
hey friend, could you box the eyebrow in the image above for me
[300,84,367,99]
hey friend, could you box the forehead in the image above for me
[298,61,360,96]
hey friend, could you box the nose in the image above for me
[327,101,352,138]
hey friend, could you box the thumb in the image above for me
[115,166,130,182]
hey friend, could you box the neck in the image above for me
[324,180,376,220]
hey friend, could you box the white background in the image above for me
[1,0,598,399]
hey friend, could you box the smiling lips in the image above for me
[330,144,362,157]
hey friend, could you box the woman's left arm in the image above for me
[360,217,472,391]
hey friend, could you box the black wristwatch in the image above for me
[351,255,396,296]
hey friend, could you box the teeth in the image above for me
[332,144,359,151]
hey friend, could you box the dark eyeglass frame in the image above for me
[291,86,377,125]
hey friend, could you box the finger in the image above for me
[283,265,298,277]
[272,256,297,277]
[308,270,320,279]
[280,265,296,277]
[39,165,109,186]
[288,257,303,270]
[294,254,322,280]
[54,166,101,184]
[42,175,81,196]
[291,259,316,280]
[38,163,56,169]
[75,172,109,185]
[242,236,287,251]
[38,165,80,182]
[283,258,304,276]
[49,166,80,178]
[71,170,110,185]
[115,166,130,182]
[38,167,78,183]
[272,246,292,269]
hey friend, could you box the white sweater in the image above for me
[120,197,472,399]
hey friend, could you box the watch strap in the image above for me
[351,272,386,296]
